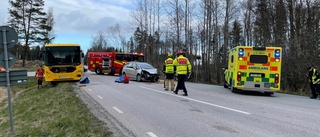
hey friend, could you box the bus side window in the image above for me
[231,55,234,63]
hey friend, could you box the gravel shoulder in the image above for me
[72,83,134,137]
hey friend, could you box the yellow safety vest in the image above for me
[164,58,174,74]
[173,55,192,75]
[312,69,320,84]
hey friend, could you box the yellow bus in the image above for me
[41,44,84,85]
[224,46,282,95]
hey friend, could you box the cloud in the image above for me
[44,0,132,34]
[0,0,134,53]
[0,0,10,25]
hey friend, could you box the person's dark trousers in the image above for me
[310,83,317,98]
[175,74,187,95]
[315,84,320,98]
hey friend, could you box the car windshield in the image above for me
[138,63,154,69]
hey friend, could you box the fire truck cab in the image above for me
[87,52,144,75]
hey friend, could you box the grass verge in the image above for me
[0,77,112,136]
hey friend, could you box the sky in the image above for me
[0,0,134,53]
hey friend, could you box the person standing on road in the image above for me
[35,65,44,89]
[307,66,320,99]
[163,53,175,91]
[173,50,192,96]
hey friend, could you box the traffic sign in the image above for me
[0,52,17,68]
[0,26,18,49]
[0,69,28,86]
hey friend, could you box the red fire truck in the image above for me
[87,52,145,75]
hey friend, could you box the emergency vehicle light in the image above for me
[275,49,281,58]
[237,72,241,81]
[275,58,280,62]
[238,57,243,61]
[238,48,244,57]
[275,73,279,83]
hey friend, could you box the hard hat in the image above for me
[168,53,172,57]
[177,50,183,55]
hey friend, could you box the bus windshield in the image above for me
[44,46,81,66]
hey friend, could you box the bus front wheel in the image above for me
[51,81,58,86]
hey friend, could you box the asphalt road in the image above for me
[27,72,35,77]
[79,72,320,137]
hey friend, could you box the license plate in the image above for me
[59,76,67,78]
[250,74,261,77]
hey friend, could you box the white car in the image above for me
[122,62,159,82]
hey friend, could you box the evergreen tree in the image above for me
[37,7,55,47]
[8,0,49,66]
[230,20,244,48]
[254,0,272,46]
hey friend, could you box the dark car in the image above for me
[122,62,159,82]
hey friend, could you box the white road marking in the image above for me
[97,95,103,99]
[140,86,251,115]
[88,89,92,91]
[147,132,158,137]
[112,107,124,114]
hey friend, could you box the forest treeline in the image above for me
[6,0,320,93]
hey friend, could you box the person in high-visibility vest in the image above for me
[173,50,192,96]
[307,66,320,99]
[163,53,175,91]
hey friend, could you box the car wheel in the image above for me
[136,74,142,82]
[151,78,155,82]
[96,68,102,75]
[122,72,126,76]
[264,92,273,96]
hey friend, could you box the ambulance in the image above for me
[223,46,282,95]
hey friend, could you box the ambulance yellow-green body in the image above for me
[224,46,282,95]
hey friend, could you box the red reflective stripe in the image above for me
[247,61,254,66]
[262,62,270,66]
[166,60,173,64]
[178,58,187,64]
[270,66,278,71]
[266,48,274,51]
[270,58,275,62]
[239,65,246,70]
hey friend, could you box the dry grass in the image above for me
[0,87,7,102]
[1,59,152,136]
[0,60,41,103]
[0,78,112,136]
[10,60,43,71]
